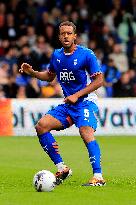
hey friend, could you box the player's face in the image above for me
[59,25,77,48]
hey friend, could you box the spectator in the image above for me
[0,85,6,98]
[6,0,18,14]
[0,62,10,97]
[102,58,121,97]
[39,44,53,68]
[18,44,38,69]
[89,12,104,44]
[0,3,6,39]
[128,0,136,20]
[118,13,136,44]
[88,39,98,51]
[129,69,136,96]
[112,0,125,28]
[16,86,26,98]
[26,78,41,98]
[109,43,129,72]
[64,4,73,17]
[16,10,32,37]
[113,71,134,97]
[17,35,29,48]
[36,11,52,35]
[42,23,56,47]
[70,11,79,26]
[0,62,9,85]
[41,78,63,98]
[0,46,18,75]
[16,44,38,87]
[0,39,10,56]
[31,35,46,59]
[26,0,38,23]
[128,44,136,70]
[104,8,117,32]
[27,26,37,47]
[3,13,18,41]
[50,7,61,26]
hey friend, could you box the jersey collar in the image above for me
[63,44,77,56]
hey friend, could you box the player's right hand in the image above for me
[19,63,34,76]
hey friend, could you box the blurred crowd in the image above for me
[0,0,136,98]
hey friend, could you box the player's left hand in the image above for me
[64,94,79,104]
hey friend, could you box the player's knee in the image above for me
[79,126,90,136]
[35,121,50,134]
[79,126,95,142]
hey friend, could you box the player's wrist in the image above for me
[31,70,38,77]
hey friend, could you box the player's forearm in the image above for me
[32,71,55,82]
[76,73,104,98]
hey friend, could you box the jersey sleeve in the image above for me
[48,52,56,74]
[86,50,102,78]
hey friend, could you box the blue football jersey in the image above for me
[48,45,102,102]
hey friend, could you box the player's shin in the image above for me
[38,132,64,167]
[86,140,102,178]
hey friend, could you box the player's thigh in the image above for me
[36,114,64,132]
[47,104,73,130]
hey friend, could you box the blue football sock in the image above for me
[86,140,102,174]
[38,132,63,165]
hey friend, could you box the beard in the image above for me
[62,41,74,49]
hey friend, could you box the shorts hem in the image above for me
[77,124,97,132]
[46,113,68,129]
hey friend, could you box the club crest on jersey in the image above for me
[57,59,60,63]
[74,59,77,65]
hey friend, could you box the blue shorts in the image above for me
[47,101,98,131]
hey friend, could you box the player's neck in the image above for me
[64,44,77,55]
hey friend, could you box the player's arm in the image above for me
[19,63,56,82]
[76,73,104,97]
[64,73,104,104]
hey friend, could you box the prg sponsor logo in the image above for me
[60,69,75,82]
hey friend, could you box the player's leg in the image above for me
[70,101,105,186]
[35,114,64,167]
[35,104,72,184]
[79,126,105,186]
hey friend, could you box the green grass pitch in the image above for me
[0,136,136,205]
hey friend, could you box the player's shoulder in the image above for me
[77,45,95,56]
[53,48,63,56]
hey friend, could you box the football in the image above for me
[33,170,56,192]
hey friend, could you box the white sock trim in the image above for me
[94,173,103,179]
[56,162,66,171]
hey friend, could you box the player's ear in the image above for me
[74,34,77,41]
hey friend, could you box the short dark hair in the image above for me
[59,21,76,33]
